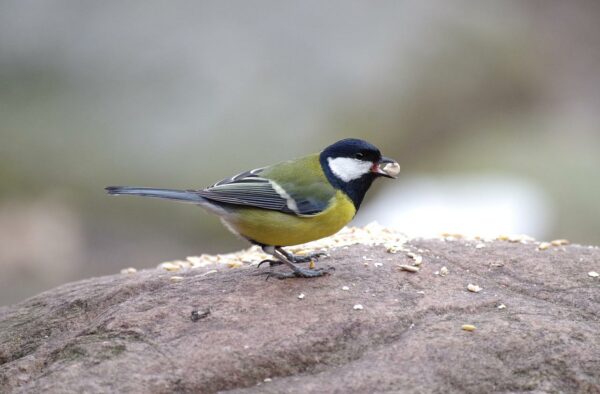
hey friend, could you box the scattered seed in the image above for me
[264,378,272,383]
[508,234,534,243]
[227,261,243,268]
[462,324,477,331]
[159,262,181,271]
[538,242,552,250]
[374,262,383,268]
[398,264,420,273]
[440,266,449,276]
[298,293,305,300]
[551,239,570,246]
[170,276,184,283]
[497,304,506,309]
[588,271,599,278]
[407,253,423,266]
[387,246,400,254]
[191,308,211,322]
[201,269,218,276]
[442,232,464,239]
[467,283,482,293]
[342,286,350,291]
[353,304,364,310]
[120,267,137,274]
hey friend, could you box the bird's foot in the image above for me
[268,267,330,280]
[290,251,329,264]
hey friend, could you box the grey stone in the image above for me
[1,239,599,393]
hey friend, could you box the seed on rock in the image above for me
[462,324,477,331]
[398,264,420,273]
[170,276,184,283]
[387,246,399,254]
[588,271,599,278]
[342,286,350,291]
[120,267,137,274]
[551,239,570,246]
[407,252,423,266]
[497,304,506,309]
[440,266,449,276]
[467,283,482,293]
[353,304,364,310]
[159,262,181,271]
[298,293,305,300]
[507,234,534,243]
[538,242,552,250]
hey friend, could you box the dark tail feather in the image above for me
[105,186,204,203]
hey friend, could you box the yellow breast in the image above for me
[226,190,356,246]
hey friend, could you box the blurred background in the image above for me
[1,0,599,305]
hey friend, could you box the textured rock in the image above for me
[1,237,600,393]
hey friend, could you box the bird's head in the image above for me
[320,138,400,209]
[321,138,400,182]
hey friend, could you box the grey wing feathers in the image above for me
[199,167,327,215]
[199,167,295,213]
[210,167,265,187]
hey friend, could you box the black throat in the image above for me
[319,154,377,211]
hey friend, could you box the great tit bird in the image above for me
[106,138,400,279]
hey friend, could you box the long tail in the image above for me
[105,186,205,203]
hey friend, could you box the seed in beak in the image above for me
[373,160,400,178]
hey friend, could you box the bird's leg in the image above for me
[258,246,329,279]
[257,248,327,268]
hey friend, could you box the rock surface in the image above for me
[1,236,600,393]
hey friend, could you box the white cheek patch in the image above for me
[327,157,373,182]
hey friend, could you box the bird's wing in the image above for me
[199,161,334,216]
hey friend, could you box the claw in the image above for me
[291,251,328,264]
[257,259,281,268]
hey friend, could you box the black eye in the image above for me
[355,152,364,159]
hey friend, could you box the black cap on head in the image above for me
[321,138,382,162]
